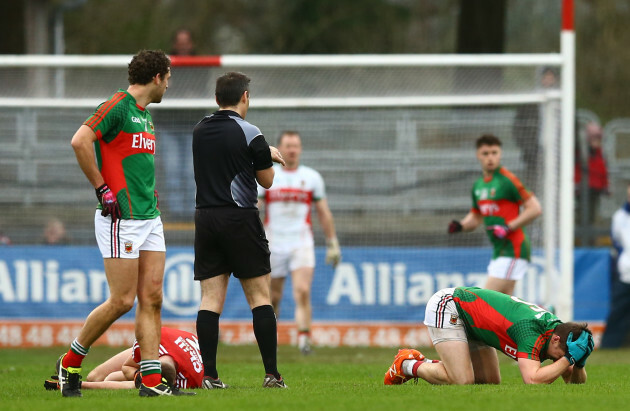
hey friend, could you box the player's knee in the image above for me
[293,285,310,303]
[449,372,475,385]
[86,369,103,382]
[487,374,501,384]
[109,295,135,315]
[138,290,163,311]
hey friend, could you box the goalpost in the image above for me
[0,2,575,346]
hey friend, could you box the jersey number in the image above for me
[510,296,549,319]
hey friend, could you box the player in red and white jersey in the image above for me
[258,130,341,354]
[45,327,202,392]
[131,327,203,389]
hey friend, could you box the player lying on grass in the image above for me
[45,327,201,393]
[384,287,594,385]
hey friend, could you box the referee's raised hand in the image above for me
[269,146,286,166]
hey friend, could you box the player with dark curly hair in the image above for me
[57,50,173,398]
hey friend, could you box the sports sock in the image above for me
[252,305,280,379]
[403,358,439,377]
[297,330,310,348]
[197,310,220,379]
[140,360,162,387]
[62,339,89,368]
[402,359,418,376]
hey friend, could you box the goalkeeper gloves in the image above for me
[574,332,595,368]
[96,183,121,222]
[487,224,511,239]
[564,330,593,366]
[325,237,341,268]
[447,220,463,234]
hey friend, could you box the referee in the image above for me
[192,72,287,389]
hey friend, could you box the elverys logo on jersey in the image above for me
[131,133,155,153]
[161,253,201,316]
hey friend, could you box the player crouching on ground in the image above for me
[384,287,594,385]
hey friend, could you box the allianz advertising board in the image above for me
[0,246,610,322]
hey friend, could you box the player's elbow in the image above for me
[256,168,274,189]
[70,135,84,152]
[528,197,543,218]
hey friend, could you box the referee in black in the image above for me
[192,72,287,389]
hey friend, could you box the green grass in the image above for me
[1,345,630,410]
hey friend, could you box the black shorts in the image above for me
[194,207,271,280]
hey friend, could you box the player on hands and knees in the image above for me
[258,130,341,355]
[448,134,542,296]
[384,287,594,386]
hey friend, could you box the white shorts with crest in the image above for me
[423,287,468,345]
[94,211,165,259]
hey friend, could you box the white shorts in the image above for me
[487,257,529,280]
[270,243,315,279]
[94,211,165,259]
[423,288,468,345]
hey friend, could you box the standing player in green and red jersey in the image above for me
[384,287,594,385]
[59,50,183,398]
[448,134,542,296]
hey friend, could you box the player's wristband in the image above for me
[564,354,576,365]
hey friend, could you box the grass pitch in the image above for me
[1,345,629,411]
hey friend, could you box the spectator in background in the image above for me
[42,218,70,245]
[0,228,10,245]
[170,28,196,56]
[601,183,630,348]
[161,28,197,218]
[575,122,610,225]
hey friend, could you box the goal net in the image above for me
[0,54,569,347]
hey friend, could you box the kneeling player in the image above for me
[384,287,594,385]
[46,327,201,394]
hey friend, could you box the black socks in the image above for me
[252,304,280,379]
[196,310,220,379]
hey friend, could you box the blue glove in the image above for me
[575,332,594,368]
[564,331,591,365]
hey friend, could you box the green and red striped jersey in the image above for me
[453,287,560,361]
[84,89,159,219]
[471,166,532,260]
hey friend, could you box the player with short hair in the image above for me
[45,327,200,394]
[384,287,594,385]
[193,71,287,389]
[448,134,542,296]
[60,50,173,397]
[257,130,341,355]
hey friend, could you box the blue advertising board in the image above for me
[0,246,610,322]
